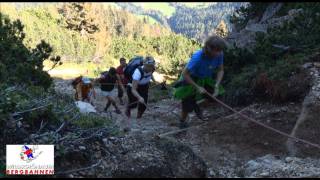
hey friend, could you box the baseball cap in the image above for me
[82,77,91,84]
[143,56,156,65]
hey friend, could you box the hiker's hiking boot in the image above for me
[125,108,130,118]
[179,121,189,129]
[104,103,111,112]
[104,106,109,112]
[123,127,131,132]
[119,99,124,105]
[137,111,143,119]
[194,106,204,120]
[115,109,122,114]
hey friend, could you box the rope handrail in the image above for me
[75,77,320,150]
[202,91,320,150]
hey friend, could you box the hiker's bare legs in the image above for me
[124,105,132,132]
[104,98,111,111]
[118,85,124,105]
[181,110,188,122]
[106,96,121,114]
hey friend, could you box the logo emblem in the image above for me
[19,145,42,163]
[7,145,54,175]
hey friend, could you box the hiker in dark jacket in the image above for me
[173,35,227,129]
[99,67,125,114]
[123,56,156,132]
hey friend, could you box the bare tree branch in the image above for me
[12,103,52,116]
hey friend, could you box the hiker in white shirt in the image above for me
[124,56,156,132]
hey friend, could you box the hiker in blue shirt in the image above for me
[174,35,227,128]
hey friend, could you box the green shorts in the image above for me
[173,77,225,101]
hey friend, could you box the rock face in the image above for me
[105,135,207,178]
[55,134,207,178]
[227,3,303,50]
[287,62,320,157]
[244,154,320,177]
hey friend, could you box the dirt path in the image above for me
[53,78,319,177]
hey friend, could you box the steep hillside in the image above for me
[222,2,320,105]
[2,2,320,178]
[1,3,201,78]
[115,2,247,42]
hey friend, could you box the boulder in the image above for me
[107,135,207,178]
[227,2,303,50]
[244,154,320,177]
[55,134,207,178]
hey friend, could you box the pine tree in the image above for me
[59,2,98,35]
[215,20,228,38]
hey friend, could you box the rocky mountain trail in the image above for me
[52,71,320,177]
[53,56,320,178]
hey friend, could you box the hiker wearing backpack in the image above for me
[116,57,128,105]
[99,67,125,114]
[173,35,227,129]
[123,56,156,131]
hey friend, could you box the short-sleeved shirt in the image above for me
[116,65,128,85]
[100,73,117,92]
[186,49,224,79]
[132,66,153,85]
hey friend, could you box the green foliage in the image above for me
[117,2,245,42]
[2,3,200,78]
[0,164,4,178]
[110,36,141,59]
[73,114,112,128]
[0,85,19,127]
[275,2,305,17]
[60,3,99,33]
[109,34,201,76]
[168,3,242,42]
[225,3,320,105]
[150,34,201,75]
[230,3,270,30]
[6,6,97,61]
[0,9,121,167]
[0,12,60,89]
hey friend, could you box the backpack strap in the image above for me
[137,66,144,81]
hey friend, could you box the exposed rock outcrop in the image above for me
[244,154,320,177]
[55,134,207,178]
[287,62,320,157]
[227,3,303,50]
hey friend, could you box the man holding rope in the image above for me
[174,35,227,129]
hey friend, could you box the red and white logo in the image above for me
[6,145,54,175]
